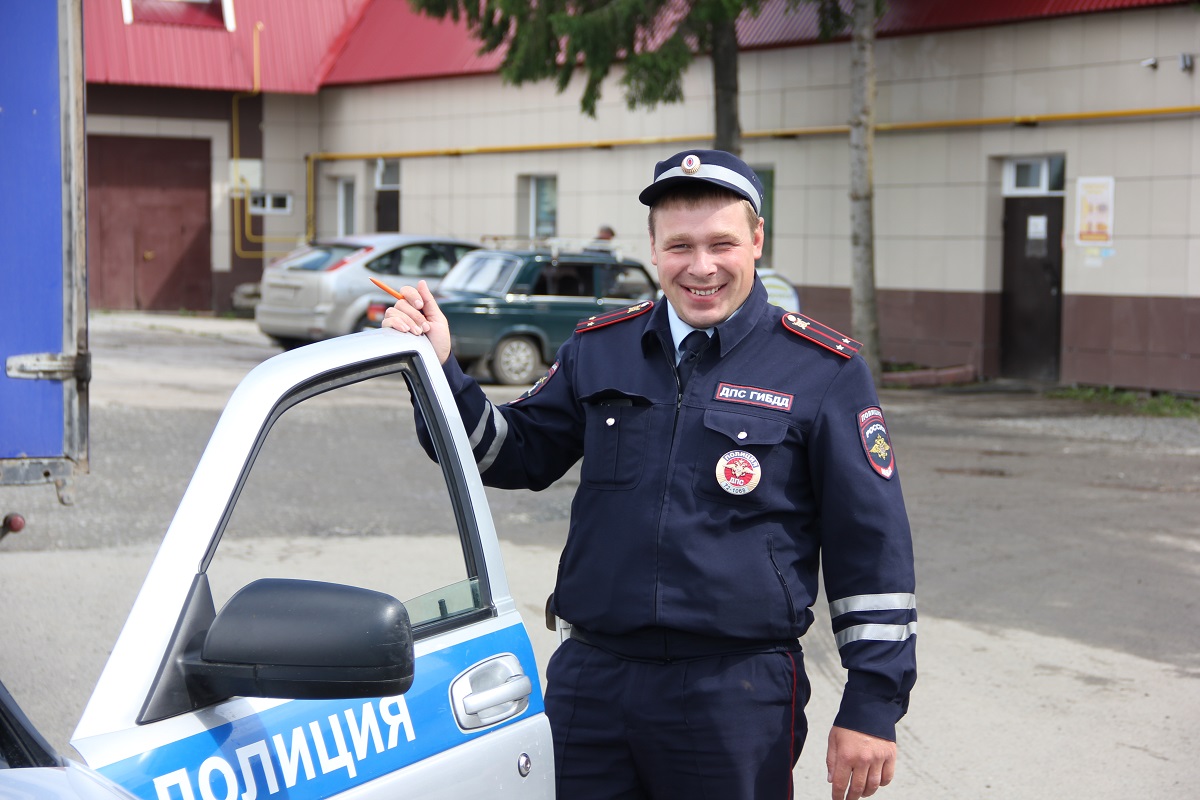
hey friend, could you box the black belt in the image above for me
[568,625,799,663]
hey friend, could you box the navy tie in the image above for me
[677,330,710,389]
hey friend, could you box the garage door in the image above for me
[87,134,212,311]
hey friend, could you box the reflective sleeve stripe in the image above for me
[828,593,916,618]
[476,406,508,473]
[835,622,918,649]
[467,402,492,449]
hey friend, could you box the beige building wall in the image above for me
[304,4,1200,390]
[261,93,321,254]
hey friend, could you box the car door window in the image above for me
[364,248,403,276]
[208,362,488,635]
[528,263,591,298]
[395,246,452,280]
[599,263,655,301]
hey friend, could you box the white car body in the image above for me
[69,330,552,799]
[0,679,138,799]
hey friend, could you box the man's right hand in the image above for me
[381,280,452,365]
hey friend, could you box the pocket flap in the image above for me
[702,409,789,446]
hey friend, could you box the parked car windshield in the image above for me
[275,244,361,272]
[439,251,522,293]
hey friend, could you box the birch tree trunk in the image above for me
[711,16,742,155]
[849,0,881,382]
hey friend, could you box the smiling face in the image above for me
[649,191,764,329]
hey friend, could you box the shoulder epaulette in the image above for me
[575,300,654,334]
[781,313,861,358]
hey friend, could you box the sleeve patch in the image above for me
[858,406,895,479]
[782,313,861,358]
[575,300,654,333]
[509,360,559,405]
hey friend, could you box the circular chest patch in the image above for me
[715,450,762,495]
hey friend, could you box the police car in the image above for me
[67,330,553,799]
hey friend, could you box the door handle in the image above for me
[449,653,533,730]
[463,675,532,715]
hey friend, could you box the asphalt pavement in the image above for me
[1,311,1198,799]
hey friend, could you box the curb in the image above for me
[881,364,976,388]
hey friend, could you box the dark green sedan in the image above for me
[434,248,657,384]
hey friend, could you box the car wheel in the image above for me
[490,337,542,385]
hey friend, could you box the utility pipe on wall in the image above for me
[301,103,1200,242]
[232,21,295,258]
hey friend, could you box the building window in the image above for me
[1003,155,1066,196]
[375,159,400,190]
[123,0,236,31]
[532,176,558,239]
[752,166,775,268]
[518,175,557,240]
[375,159,401,232]
[248,191,292,215]
[337,178,356,237]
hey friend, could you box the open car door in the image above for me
[71,330,552,799]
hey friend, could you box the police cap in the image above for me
[638,149,765,215]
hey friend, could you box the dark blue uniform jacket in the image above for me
[420,278,917,740]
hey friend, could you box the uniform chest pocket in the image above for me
[693,409,791,507]
[580,397,653,490]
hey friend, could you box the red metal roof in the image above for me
[84,0,1190,92]
[320,1,503,86]
[739,0,1189,48]
[84,0,372,93]
[323,0,1188,87]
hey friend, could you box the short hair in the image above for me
[647,183,761,240]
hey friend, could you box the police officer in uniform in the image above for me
[384,150,917,800]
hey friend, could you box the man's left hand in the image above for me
[826,726,896,800]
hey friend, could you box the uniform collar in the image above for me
[642,275,768,359]
[665,303,713,354]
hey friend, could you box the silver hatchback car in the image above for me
[255,234,480,348]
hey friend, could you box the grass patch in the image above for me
[1046,386,1200,418]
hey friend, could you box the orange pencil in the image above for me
[369,277,407,302]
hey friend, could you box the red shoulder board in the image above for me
[781,313,861,358]
[575,300,654,334]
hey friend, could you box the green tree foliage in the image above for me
[409,0,764,151]
[408,1,882,153]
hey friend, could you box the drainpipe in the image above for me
[232,21,294,258]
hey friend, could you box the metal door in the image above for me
[134,202,213,310]
[87,135,212,311]
[0,0,88,503]
[1001,196,1063,381]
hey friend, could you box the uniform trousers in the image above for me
[544,636,810,799]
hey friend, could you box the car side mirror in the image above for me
[181,578,415,702]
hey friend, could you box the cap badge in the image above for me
[715,450,761,495]
[681,154,702,174]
